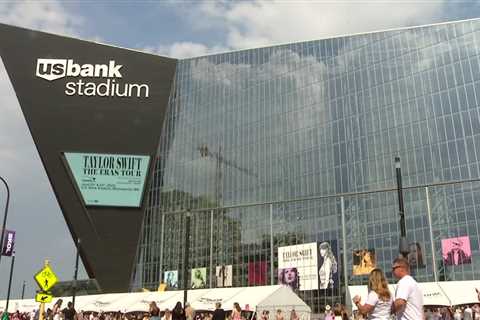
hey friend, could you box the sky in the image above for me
[0,0,480,299]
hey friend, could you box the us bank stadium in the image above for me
[2,18,480,312]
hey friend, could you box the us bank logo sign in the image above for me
[35,59,150,98]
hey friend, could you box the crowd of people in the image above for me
[0,301,256,320]
[423,305,480,320]
[1,257,479,320]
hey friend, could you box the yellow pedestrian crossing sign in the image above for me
[35,292,53,303]
[34,265,58,291]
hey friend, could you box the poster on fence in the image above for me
[441,236,472,266]
[191,267,207,288]
[352,249,376,275]
[318,240,339,289]
[216,265,233,287]
[164,270,178,289]
[408,242,425,268]
[278,268,299,290]
[248,261,267,285]
[278,242,318,290]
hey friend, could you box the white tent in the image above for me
[103,291,185,313]
[438,280,480,306]
[0,285,310,320]
[418,282,451,306]
[239,286,311,320]
[15,299,38,313]
[73,293,126,312]
[0,299,39,313]
[109,286,311,319]
[189,286,310,315]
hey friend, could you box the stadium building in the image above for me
[2,18,480,311]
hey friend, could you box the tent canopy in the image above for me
[0,285,311,319]
[437,280,480,306]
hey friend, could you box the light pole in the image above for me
[395,157,409,258]
[72,238,81,308]
[21,280,26,299]
[183,210,191,307]
[0,176,10,266]
[5,251,16,313]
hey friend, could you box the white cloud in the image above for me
[0,0,82,36]
[157,0,446,58]
[213,1,446,49]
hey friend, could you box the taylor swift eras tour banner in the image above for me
[318,240,339,289]
[441,236,472,266]
[248,261,267,285]
[352,249,376,275]
[191,267,207,288]
[278,242,319,290]
[164,270,178,289]
[216,265,233,287]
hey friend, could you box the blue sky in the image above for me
[0,0,480,299]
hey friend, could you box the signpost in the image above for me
[35,292,53,303]
[34,264,59,291]
[34,261,58,320]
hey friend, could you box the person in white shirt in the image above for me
[453,309,461,320]
[353,268,393,320]
[392,257,424,320]
[464,306,473,320]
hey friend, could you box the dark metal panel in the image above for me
[0,23,177,292]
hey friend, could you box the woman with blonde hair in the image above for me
[352,268,393,320]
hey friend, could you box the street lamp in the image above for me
[5,250,16,312]
[183,210,191,307]
[395,157,409,258]
[21,280,26,299]
[72,238,81,308]
[0,176,10,266]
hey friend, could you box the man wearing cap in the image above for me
[392,257,423,320]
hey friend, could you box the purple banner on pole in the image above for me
[1,230,15,256]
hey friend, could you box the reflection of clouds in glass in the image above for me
[162,46,331,201]
[159,20,480,205]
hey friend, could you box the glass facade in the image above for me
[133,19,480,311]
